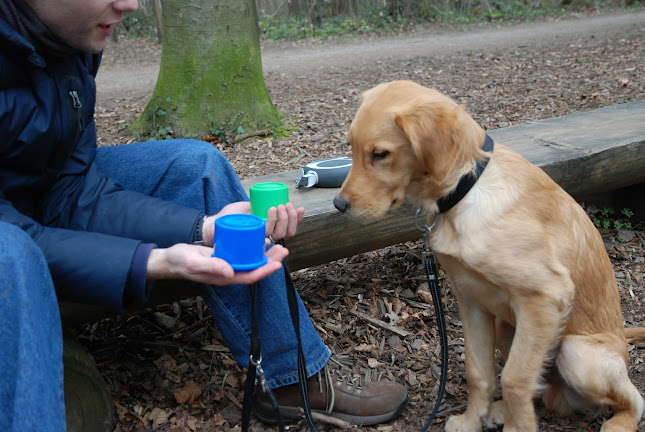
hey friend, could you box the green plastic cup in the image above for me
[249,182,289,220]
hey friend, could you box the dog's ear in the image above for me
[394,99,460,183]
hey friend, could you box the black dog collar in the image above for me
[436,134,494,214]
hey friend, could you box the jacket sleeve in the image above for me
[1,191,141,310]
[42,161,203,247]
[34,162,203,310]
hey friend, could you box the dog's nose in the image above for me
[333,196,350,213]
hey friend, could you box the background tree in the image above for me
[129,0,283,140]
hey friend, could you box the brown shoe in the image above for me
[253,361,408,426]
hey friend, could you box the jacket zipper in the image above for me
[68,89,86,132]
[46,76,86,182]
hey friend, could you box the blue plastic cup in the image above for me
[212,214,268,271]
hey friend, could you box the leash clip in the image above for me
[250,354,268,393]
[422,227,435,262]
[415,208,436,259]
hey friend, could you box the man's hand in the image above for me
[202,201,305,247]
[264,202,305,242]
[146,240,288,285]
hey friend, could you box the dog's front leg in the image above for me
[445,297,497,432]
[496,294,568,432]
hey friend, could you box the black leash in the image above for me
[241,240,319,432]
[280,239,320,431]
[242,282,285,432]
[418,222,448,431]
[418,134,494,429]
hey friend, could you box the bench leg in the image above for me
[63,334,114,432]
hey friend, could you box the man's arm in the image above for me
[0,194,140,310]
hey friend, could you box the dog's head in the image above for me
[334,80,486,219]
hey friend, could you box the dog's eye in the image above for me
[372,150,390,162]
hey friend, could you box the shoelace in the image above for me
[315,364,364,414]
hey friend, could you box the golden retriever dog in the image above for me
[333,80,645,431]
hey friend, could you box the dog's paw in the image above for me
[445,414,482,432]
[483,400,505,431]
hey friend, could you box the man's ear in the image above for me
[394,99,460,183]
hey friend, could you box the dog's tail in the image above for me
[625,327,645,344]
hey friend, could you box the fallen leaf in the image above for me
[417,289,433,305]
[115,403,128,422]
[355,343,377,352]
[391,297,402,314]
[368,358,384,368]
[146,407,168,430]
[174,381,202,404]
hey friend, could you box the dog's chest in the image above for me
[436,252,516,325]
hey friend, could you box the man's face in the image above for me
[25,0,139,53]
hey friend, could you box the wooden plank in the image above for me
[488,101,645,197]
[242,101,645,271]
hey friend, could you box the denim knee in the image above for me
[156,139,232,167]
[153,139,241,180]
[0,222,48,277]
[0,221,37,248]
[0,221,57,309]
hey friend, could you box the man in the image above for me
[0,0,409,430]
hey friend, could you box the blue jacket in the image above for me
[0,18,201,310]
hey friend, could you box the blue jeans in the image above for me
[95,140,330,387]
[0,139,329,432]
[0,223,66,432]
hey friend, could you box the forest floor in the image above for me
[77,9,645,432]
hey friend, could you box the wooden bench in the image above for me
[245,100,645,271]
[60,100,645,326]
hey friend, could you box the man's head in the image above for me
[25,0,139,54]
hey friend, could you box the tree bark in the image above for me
[129,0,283,139]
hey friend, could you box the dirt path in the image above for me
[95,10,645,102]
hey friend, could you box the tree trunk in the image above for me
[152,0,162,43]
[288,0,307,15]
[128,0,283,140]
